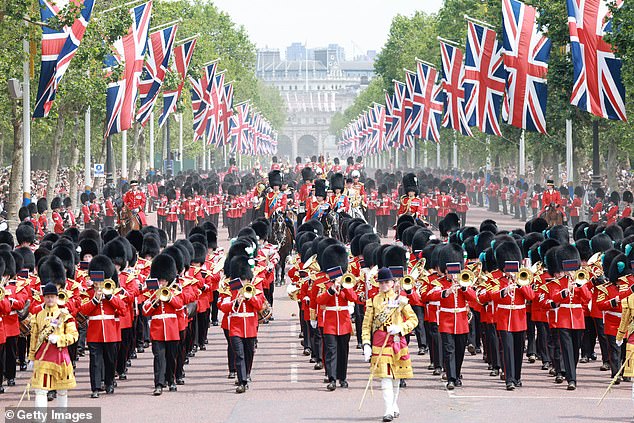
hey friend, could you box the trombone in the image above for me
[400,274,415,292]
[458,269,476,288]
[516,267,534,287]
[233,283,256,312]
[58,289,71,306]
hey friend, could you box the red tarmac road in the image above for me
[1,207,631,422]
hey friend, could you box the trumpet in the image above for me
[158,286,173,302]
[341,273,356,290]
[401,274,415,292]
[0,288,5,301]
[233,283,256,312]
[102,280,115,296]
[58,289,70,306]
[458,269,476,288]
[516,267,533,287]
[573,269,589,286]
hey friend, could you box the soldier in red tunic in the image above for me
[622,190,633,218]
[569,186,584,226]
[328,173,350,214]
[122,180,147,226]
[454,183,469,226]
[540,179,562,215]
[606,191,620,226]
[590,187,605,223]
[142,254,183,396]
[264,170,287,219]
[397,173,422,220]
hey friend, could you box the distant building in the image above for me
[256,49,281,70]
[256,45,375,161]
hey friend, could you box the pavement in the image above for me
[1,206,632,422]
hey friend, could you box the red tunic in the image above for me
[545,277,590,330]
[316,284,357,336]
[79,289,127,343]
[142,294,184,341]
[219,291,265,338]
[492,275,535,332]
[426,275,477,334]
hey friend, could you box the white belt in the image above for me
[605,311,622,318]
[324,306,347,311]
[152,313,177,320]
[88,315,116,321]
[427,301,440,306]
[230,312,255,318]
[497,304,526,310]
[440,307,467,313]
[559,304,582,309]
[9,310,17,316]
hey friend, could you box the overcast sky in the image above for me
[212,0,444,59]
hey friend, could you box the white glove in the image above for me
[310,320,317,329]
[48,334,59,345]
[617,339,623,347]
[363,344,372,362]
[387,324,401,336]
[27,360,34,371]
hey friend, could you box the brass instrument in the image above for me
[458,269,476,288]
[401,274,415,292]
[57,289,70,306]
[0,287,6,301]
[303,254,320,272]
[573,269,589,286]
[212,256,226,274]
[233,283,256,312]
[516,267,533,287]
[102,279,115,296]
[410,258,427,280]
[341,273,356,290]
[158,286,173,302]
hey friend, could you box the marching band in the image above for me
[0,159,633,422]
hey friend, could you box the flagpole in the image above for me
[179,113,184,172]
[453,132,458,170]
[566,120,573,183]
[437,36,463,48]
[415,57,437,69]
[202,139,207,171]
[519,129,526,177]
[149,18,182,33]
[22,36,31,206]
[424,142,428,168]
[149,112,155,170]
[463,14,495,29]
[436,141,441,168]
[98,0,145,15]
[176,34,200,45]
[84,107,91,191]
[121,130,128,181]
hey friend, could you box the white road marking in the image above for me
[291,364,299,383]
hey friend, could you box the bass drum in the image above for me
[258,300,273,323]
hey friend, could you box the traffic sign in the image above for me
[94,163,104,177]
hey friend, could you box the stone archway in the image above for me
[276,134,292,161]
[297,134,318,159]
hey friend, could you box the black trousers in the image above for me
[167,221,177,242]
[526,314,536,357]
[323,333,350,382]
[157,215,166,231]
[211,291,220,324]
[468,310,481,349]
[223,329,236,373]
[184,219,196,238]
[4,336,17,380]
[367,209,376,228]
[485,323,501,369]
[536,321,551,364]
[231,336,256,385]
[18,336,28,365]
[197,310,210,347]
[441,332,468,383]
[152,340,178,388]
[116,327,133,376]
[559,328,582,383]
[550,328,563,375]
[353,304,365,346]
[176,329,186,380]
[411,305,426,348]
[582,317,609,363]
[309,323,322,362]
[136,307,150,345]
[606,335,622,378]
[0,344,4,386]
[499,330,525,384]
[88,342,117,391]
[425,321,442,369]
[103,215,115,228]
[376,215,390,237]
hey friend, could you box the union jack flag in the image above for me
[159,38,197,127]
[384,91,394,149]
[416,60,445,143]
[567,0,626,121]
[501,0,552,134]
[190,63,217,142]
[136,24,178,126]
[370,103,386,153]
[405,69,423,138]
[34,0,95,118]
[230,102,251,154]
[104,1,153,137]
[439,41,473,136]
[386,81,411,149]
[206,71,225,146]
[216,82,234,145]
[463,21,507,136]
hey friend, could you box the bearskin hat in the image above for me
[314,179,327,199]
[39,256,67,286]
[16,224,35,245]
[150,254,178,282]
[494,240,523,270]
[229,255,253,281]
[330,172,344,191]
[78,238,100,260]
[301,167,314,182]
[319,243,348,275]
[402,173,418,196]
[595,187,605,199]
[103,238,128,269]
[18,207,30,222]
[624,190,633,204]
[437,243,464,273]
[378,183,388,196]
[574,186,585,198]
[610,191,621,204]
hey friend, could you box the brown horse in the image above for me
[541,204,564,227]
[270,210,294,287]
[117,205,142,236]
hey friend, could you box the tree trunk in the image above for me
[0,129,4,167]
[68,112,80,211]
[7,100,23,225]
[607,137,618,190]
[47,113,66,210]
[534,149,543,184]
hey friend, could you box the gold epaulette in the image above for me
[400,195,408,205]
[596,282,609,295]
[431,279,444,288]
[143,291,153,298]
[539,283,549,294]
